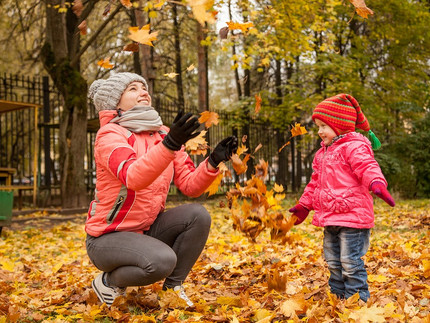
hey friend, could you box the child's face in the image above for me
[117,81,151,112]
[315,119,337,146]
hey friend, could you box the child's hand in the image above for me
[370,181,395,207]
[289,204,310,225]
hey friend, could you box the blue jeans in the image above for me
[323,226,371,302]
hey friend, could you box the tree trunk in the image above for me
[173,3,185,110]
[42,0,88,208]
[135,1,155,95]
[197,22,208,113]
[274,59,288,188]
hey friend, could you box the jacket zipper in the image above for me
[319,147,327,225]
[108,196,124,222]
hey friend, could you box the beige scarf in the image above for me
[110,105,163,133]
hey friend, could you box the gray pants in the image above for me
[86,203,211,289]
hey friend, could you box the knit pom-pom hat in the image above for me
[312,93,381,150]
[88,72,148,112]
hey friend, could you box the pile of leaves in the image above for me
[0,198,429,322]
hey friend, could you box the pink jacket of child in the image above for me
[299,132,387,229]
[85,110,219,237]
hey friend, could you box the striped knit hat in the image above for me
[312,93,381,149]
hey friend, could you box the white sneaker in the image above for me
[92,273,126,307]
[174,285,194,307]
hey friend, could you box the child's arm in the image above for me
[346,143,395,207]
[370,181,395,206]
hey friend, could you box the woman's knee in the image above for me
[147,247,177,278]
[188,204,211,227]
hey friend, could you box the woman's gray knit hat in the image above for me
[88,72,148,112]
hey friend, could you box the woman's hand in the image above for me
[208,136,238,168]
[163,110,201,151]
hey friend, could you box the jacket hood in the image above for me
[99,110,120,127]
[321,131,372,149]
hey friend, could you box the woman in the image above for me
[86,72,237,307]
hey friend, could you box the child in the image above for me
[289,93,395,302]
[86,72,238,307]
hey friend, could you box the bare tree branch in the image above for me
[70,3,123,68]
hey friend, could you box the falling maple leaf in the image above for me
[255,93,262,114]
[278,141,290,153]
[78,20,87,35]
[236,144,248,156]
[231,153,250,175]
[128,25,158,47]
[219,26,229,39]
[123,43,140,52]
[120,0,133,8]
[187,0,216,26]
[186,64,195,71]
[349,0,374,19]
[164,72,179,79]
[291,122,307,137]
[199,111,219,128]
[185,130,209,156]
[253,143,262,154]
[226,21,254,32]
[97,57,114,69]
[205,173,224,196]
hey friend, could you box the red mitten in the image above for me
[370,181,395,207]
[289,204,310,225]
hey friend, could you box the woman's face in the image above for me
[117,81,151,112]
[315,118,337,146]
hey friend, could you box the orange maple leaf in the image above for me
[255,93,262,114]
[226,21,254,32]
[128,25,158,46]
[120,0,133,8]
[97,57,114,69]
[291,123,307,137]
[349,0,374,19]
[278,141,290,153]
[199,111,219,128]
[232,153,250,175]
[205,173,223,196]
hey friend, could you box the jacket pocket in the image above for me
[107,195,125,224]
[323,188,356,213]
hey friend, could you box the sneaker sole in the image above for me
[92,279,114,306]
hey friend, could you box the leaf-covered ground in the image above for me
[0,198,429,322]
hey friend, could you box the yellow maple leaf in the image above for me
[199,111,219,128]
[164,72,179,79]
[205,173,223,196]
[273,183,284,193]
[186,64,195,71]
[187,0,216,26]
[97,57,114,69]
[367,274,388,283]
[349,305,385,323]
[185,130,208,156]
[237,144,248,156]
[279,295,308,317]
[128,25,158,46]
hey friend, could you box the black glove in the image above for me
[208,136,238,168]
[163,110,201,151]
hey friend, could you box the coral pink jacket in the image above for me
[299,132,387,229]
[85,110,219,237]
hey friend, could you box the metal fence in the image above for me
[0,74,318,207]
